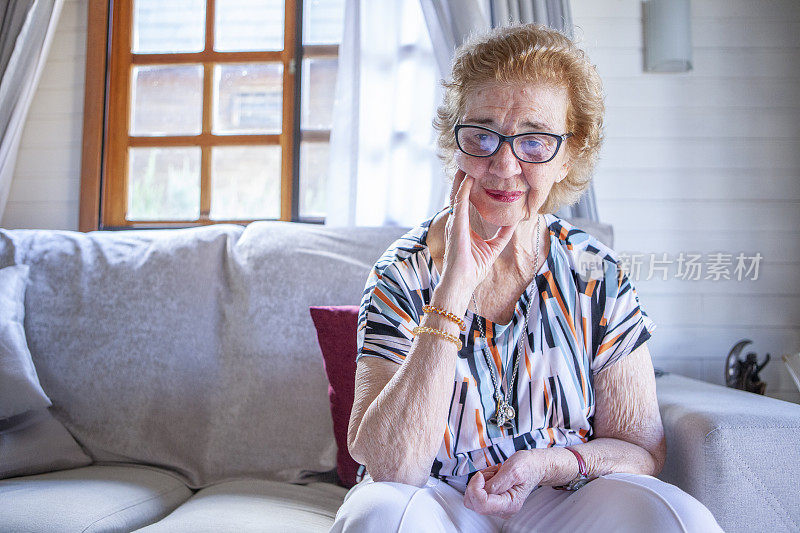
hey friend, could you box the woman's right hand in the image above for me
[439,169,519,300]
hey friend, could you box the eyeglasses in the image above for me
[454,124,573,164]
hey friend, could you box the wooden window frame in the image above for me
[80,0,311,231]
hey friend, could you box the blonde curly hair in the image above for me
[433,23,605,214]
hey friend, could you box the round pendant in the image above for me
[489,401,516,429]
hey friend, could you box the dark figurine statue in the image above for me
[725,339,770,395]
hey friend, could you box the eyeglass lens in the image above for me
[457,127,558,163]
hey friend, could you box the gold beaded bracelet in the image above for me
[422,304,466,331]
[412,326,463,351]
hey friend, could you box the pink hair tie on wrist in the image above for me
[553,446,592,491]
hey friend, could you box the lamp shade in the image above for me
[643,0,693,72]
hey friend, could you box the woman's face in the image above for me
[455,80,571,228]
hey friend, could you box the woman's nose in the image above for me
[488,141,522,177]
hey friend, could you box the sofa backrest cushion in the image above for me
[0,222,403,488]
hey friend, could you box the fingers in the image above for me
[467,471,486,492]
[444,173,469,234]
[464,472,526,519]
[465,463,532,519]
[484,220,519,255]
[454,174,472,210]
[464,471,486,511]
[450,175,473,232]
[481,471,498,485]
[481,469,499,487]
[450,169,466,207]
[485,472,513,495]
[481,464,501,477]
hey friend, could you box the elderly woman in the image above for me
[330,23,723,533]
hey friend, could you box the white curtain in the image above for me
[490,0,599,221]
[419,0,490,79]
[325,0,448,227]
[0,0,63,223]
[490,0,573,37]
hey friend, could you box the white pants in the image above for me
[329,472,725,533]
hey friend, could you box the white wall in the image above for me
[3,0,799,401]
[572,0,800,402]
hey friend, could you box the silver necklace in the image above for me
[471,214,541,429]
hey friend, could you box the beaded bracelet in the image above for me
[412,326,463,351]
[422,304,466,331]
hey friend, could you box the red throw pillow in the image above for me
[309,305,360,488]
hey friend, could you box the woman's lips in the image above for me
[485,188,524,203]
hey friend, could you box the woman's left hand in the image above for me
[463,450,546,519]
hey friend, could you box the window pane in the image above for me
[300,58,337,130]
[303,0,345,45]
[215,0,285,51]
[210,146,281,219]
[299,141,328,218]
[133,0,206,53]
[213,64,283,134]
[128,147,201,221]
[131,65,203,136]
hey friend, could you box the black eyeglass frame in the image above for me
[454,124,573,164]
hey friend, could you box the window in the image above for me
[80,0,343,230]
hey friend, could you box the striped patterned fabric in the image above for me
[354,205,656,490]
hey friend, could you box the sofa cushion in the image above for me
[134,479,348,533]
[0,464,192,532]
[0,264,50,418]
[0,408,91,479]
[309,305,360,488]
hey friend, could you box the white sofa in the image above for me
[1,220,798,532]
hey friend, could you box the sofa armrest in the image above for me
[655,373,800,533]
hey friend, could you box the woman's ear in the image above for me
[557,160,571,183]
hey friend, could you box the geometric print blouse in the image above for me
[354,205,657,492]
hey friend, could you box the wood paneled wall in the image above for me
[573,0,800,402]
